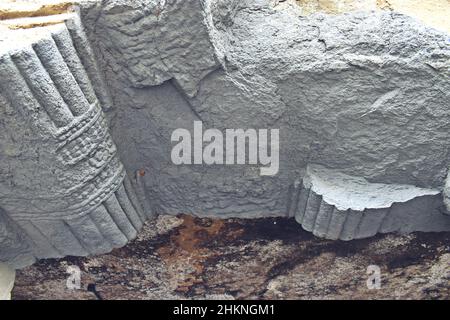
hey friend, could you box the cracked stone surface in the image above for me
[80,0,450,220]
[11,215,450,300]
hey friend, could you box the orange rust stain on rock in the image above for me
[156,215,244,293]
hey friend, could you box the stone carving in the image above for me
[0,0,449,269]
[84,0,449,215]
[0,263,15,300]
[0,13,150,268]
[291,165,449,240]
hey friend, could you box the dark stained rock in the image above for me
[12,215,450,300]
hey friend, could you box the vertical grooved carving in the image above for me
[0,14,151,269]
[0,54,56,133]
[90,205,128,248]
[104,194,137,241]
[52,27,98,105]
[115,185,144,231]
[11,48,74,127]
[65,18,113,111]
[123,175,147,221]
[33,37,91,116]
[17,221,62,259]
[295,185,311,225]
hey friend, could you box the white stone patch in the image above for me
[0,264,15,300]
[305,164,440,211]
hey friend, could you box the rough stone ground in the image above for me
[12,215,450,300]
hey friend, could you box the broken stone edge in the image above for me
[289,165,450,241]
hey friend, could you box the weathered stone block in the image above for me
[0,0,449,268]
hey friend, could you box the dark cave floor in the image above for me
[12,214,450,300]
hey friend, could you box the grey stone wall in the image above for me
[80,0,450,218]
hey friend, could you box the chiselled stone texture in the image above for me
[0,14,150,268]
[0,0,449,268]
[79,0,223,98]
[84,0,450,221]
[290,165,450,240]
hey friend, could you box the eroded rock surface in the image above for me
[73,1,450,221]
[0,0,449,269]
[82,0,450,219]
